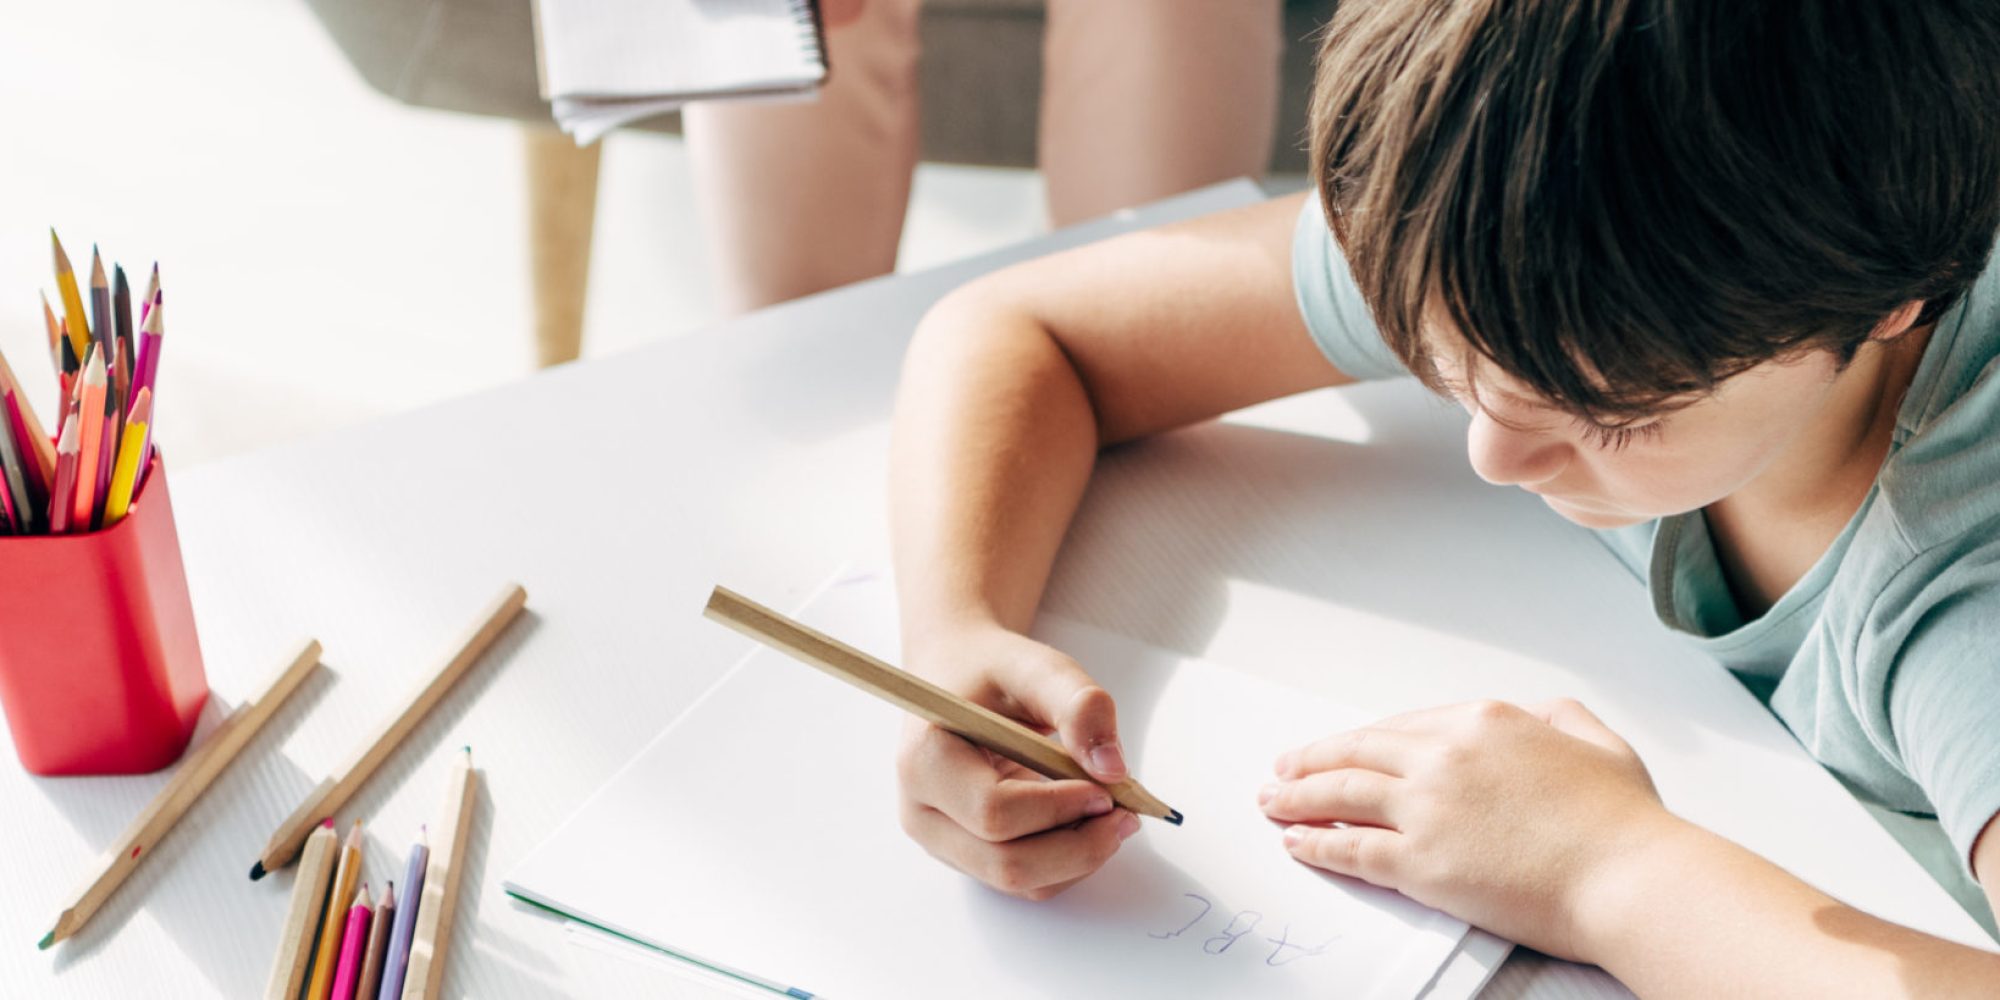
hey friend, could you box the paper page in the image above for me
[537,0,824,99]
[506,571,1470,999]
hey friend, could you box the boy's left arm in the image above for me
[1260,699,2000,998]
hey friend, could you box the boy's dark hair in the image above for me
[1308,0,2000,422]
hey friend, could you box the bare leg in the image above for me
[1039,0,1283,228]
[684,0,924,315]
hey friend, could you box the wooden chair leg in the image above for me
[524,127,602,367]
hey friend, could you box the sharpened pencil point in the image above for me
[1165,810,1184,827]
[249,860,267,881]
[36,931,53,951]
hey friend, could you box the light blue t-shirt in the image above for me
[1291,196,2000,887]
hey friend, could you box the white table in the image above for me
[6,181,1988,998]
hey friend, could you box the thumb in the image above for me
[1011,650,1126,783]
[1529,698,1629,753]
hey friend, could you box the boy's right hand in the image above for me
[894,624,1140,901]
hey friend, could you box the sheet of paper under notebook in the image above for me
[505,570,1479,999]
[532,0,828,144]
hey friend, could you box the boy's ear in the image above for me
[1870,300,1927,341]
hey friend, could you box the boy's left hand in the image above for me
[1261,698,1674,962]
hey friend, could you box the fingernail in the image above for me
[1257,783,1279,807]
[1089,742,1127,780]
[1116,812,1140,840]
[1084,792,1114,817]
[1272,750,1294,777]
[1282,825,1307,849]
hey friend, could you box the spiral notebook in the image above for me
[532,0,829,143]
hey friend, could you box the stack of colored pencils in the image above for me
[0,230,167,536]
[265,748,478,1000]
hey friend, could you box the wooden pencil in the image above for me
[139,263,159,326]
[328,883,374,1000]
[133,297,164,480]
[401,748,476,1000]
[88,247,111,364]
[46,416,78,534]
[71,349,105,529]
[39,640,324,949]
[0,337,58,492]
[249,584,527,879]
[377,829,428,1000]
[0,399,35,534]
[40,291,62,374]
[104,389,150,525]
[50,230,90,359]
[112,264,133,421]
[264,820,339,1000]
[703,586,1184,825]
[305,820,365,1000]
[353,880,395,1000]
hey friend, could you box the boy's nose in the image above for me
[1465,411,1568,489]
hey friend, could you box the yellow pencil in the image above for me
[104,388,150,525]
[305,820,364,1000]
[50,230,91,359]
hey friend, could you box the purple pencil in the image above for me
[376,827,428,1000]
[132,295,164,486]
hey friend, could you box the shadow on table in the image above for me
[42,659,331,985]
[1039,383,1721,759]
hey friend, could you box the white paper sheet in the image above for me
[506,571,1470,998]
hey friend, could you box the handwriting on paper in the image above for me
[1149,892,1339,967]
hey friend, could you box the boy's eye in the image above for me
[1579,420,1666,452]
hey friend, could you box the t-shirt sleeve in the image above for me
[1290,192,1408,381]
[1874,551,2000,879]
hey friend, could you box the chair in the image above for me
[302,0,1336,366]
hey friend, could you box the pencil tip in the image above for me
[1164,810,1184,827]
[36,931,53,951]
[248,861,267,881]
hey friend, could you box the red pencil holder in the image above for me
[0,456,209,775]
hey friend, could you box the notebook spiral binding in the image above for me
[790,0,829,72]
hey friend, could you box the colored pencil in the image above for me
[249,584,527,879]
[58,332,78,419]
[134,297,164,478]
[0,458,17,534]
[305,820,366,1000]
[72,349,105,530]
[704,585,1185,824]
[50,230,90,359]
[354,881,395,1000]
[266,820,340,1000]
[47,417,78,534]
[329,884,374,1000]
[104,389,151,525]
[376,830,427,1000]
[40,641,324,950]
[401,748,477,1000]
[139,263,159,326]
[88,247,111,362]
[92,357,116,529]
[0,398,37,533]
[0,340,58,492]
[40,291,62,374]
[112,264,133,417]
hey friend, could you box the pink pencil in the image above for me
[47,418,79,534]
[329,883,374,1000]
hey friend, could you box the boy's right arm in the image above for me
[889,191,1354,898]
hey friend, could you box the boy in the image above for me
[887,1,2000,995]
